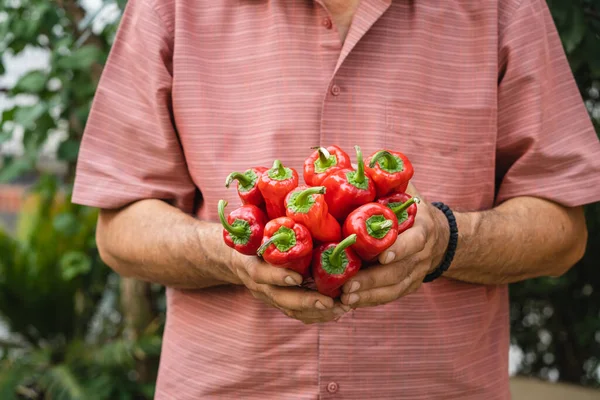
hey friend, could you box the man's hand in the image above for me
[340,185,450,308]
[231,251,349,324]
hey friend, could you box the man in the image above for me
[72,0,600,397]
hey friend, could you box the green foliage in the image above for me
[0,0,168,397]
[0,0,599,395]
[508,0,600,388]
[0,177,163,398]
[0,0,115,180]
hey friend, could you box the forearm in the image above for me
[96,199,242,289]
[443,196,588,285]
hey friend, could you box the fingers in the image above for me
[378,223,428,265]
[250,290,347,324]
[239,255,303,287]
[341,260,411,294]
[266,285,336,311]
[340,262,428,308]
[340,270,414,308]
[238,266,335,311]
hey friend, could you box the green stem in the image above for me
[256,232,294,256]
[218,200,246,236]
[354,145,365,184]
[329,234,357,267]
[317,147,331,164]
[272,159,286,177]
[390,197,420,215]
[368,150,398,169]
[295,186,326,205]
[225,172,251,188]
[370,219,393,232]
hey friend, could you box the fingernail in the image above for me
[334,307,345,316]
[285,276,300,286]
[349,281,360,293]
[384,252,396,264]
[340,304,352,312]
[348,294,359,305]
[315,301,327,310]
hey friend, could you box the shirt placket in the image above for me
[315,0,391,397]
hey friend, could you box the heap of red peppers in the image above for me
[219,145,419,298]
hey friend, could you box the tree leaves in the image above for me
[13,103,46,128]
[40,365,86,400]
[57,139,80,162]
[13,69,48,93]
[563,6,586,53]
[0,157,34,183]
[57,45,104,71]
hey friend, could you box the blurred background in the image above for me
[0,0,599,398]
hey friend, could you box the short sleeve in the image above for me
[495,0,600,207]
[72,0,196,212]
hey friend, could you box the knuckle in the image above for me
[301,294,315,310]
[415,229,428,251]
[366,272,378,289]
[245,262,260,282]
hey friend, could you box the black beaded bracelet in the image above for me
[423,202,458,283]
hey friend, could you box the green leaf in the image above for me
[1,107,16,124]
[562,6,586,53]
[60,251,91,281]
[57,139,80,162]
[13,70,48,93]
[0,360,30,400]
[57,45,103,70]
[0,130,12,144]
[0,157,34,183]
[40,365,86,400]
[53,212,80,236]
[13,103,46,128]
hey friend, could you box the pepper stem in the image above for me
[390,197,420,215]
[329,234,357,267]
[370,219,393,232]
[225,172,251,188]
[354,145,365,184]
[273,159,285,177]
[218,200,246,236]
[295,186,326,206]
[317,147,331,164]
[257,230,295,256]
[369,150,398,170]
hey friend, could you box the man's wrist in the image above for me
[193,221,244,287]
[430,204,451,273]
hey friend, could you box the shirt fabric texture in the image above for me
[72,0,600,398]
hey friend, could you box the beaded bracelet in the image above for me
[423,202,458,283]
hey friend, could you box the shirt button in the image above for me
[322,17,333,29]
[327,382,339,393]
[330,84,341,96]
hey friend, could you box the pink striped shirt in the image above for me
[73,0,600,398]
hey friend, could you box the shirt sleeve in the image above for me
[71,0,197,212]
[495,0,600,207]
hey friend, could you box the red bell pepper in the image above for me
[365,150,414,197]
[284,185,341,243]
[312,234,362,298]
[322,146,376,221]
[218,199,267,256]
[225,167,268,207]
[257,160,299,220]
[342,202,399,262]
[257,217,313,277]
[377,194,420,234]
[303,146,352,186]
